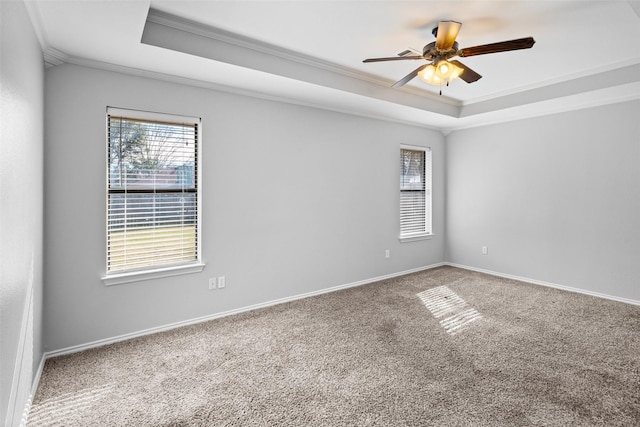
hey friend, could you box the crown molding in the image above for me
[460,61,640,119]
[23,0,48,52]
[145,9,461,109]
[34,6,640,134]
[43,47,68,68]
[462,57,640,108]
[23,1,70,68]
[443,80,640,135]
[44,50,640,136]
[629,0,640,19]
[50,56,443,132]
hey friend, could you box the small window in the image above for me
[104,107,202,283]
[400,145,432,241]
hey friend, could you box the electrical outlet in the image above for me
[385,250,390,259]
[208,278,216,290]
[482,246,488,255]
[218,276,226,289]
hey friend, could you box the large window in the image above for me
[400,145,432,241]
[104,107,202,284]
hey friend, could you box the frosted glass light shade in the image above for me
[418,60,462,86]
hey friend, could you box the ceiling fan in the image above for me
[363,21,535,93]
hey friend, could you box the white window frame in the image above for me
[399,144,433,242]
[102,107,205,285]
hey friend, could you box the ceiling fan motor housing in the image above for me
[423,41,436,57]
[423,41,458,61]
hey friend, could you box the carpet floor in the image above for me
[29,266,640,426]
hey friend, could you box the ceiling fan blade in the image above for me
[458,37,535,57]
[363,56,423,63]
[398,48,422,57]
[435,21,462,51]
[449,60,482,83]
[392,64,428,88]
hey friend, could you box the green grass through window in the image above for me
[108,225,196,271]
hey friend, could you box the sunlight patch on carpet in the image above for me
[418,286,483,335]
[440,308,482,335]
[27,383,116,426]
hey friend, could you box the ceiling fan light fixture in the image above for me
[424,64,436,77]
[418,64,438,85]
[449,63,463,80]
[419,74,443,86]
[419,60,462,86]
[364,19,533,90]
[437,61,449,76]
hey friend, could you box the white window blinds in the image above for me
[400,146,432,238]
[107,108,200,273]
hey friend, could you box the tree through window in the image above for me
[400,146,432,239]
[106,108,200,274]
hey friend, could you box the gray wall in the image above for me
[43,64,446,352]
[446,100,640,301]
[0,0,44,423]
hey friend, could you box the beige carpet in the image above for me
[29,266,640,426]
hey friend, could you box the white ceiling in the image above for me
[28,0,640,132]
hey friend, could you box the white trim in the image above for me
[24,0,51,52]
[67,59,442,131]
[23,1,68,68]
[461,57,640,107]
[5,254,35,427]
[106,107,200,125]
[23,0,49,53]
[144,9,458,108]
[32,354,46,396]
[145,8,640,113]
[22,355,46,426]
[35,7,640,133]
[103,108,203,285]
[400,144,432,152]
[399,233,434,243]
[445,262,640,307]
[42,47,68,68]
[46,50,640,135]
[47,263,445,358]
[444,80,640,135]
[631,0,640,19]
[400,145,432,239]
[102,262,206,286]
[29,260,639,409]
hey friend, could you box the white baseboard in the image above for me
[6,257,35,427]
[20,356,46,427]
[31,354,46,398]
[27,260,639,421]
[44,262,446,359]
[43,260,640,362]
[445,262,640,307]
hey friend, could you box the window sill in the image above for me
[399,233,434,243]
[102,262,206,286]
